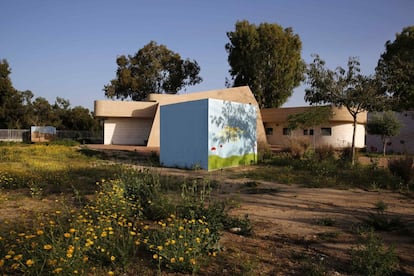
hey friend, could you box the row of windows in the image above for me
[265,127,332,136]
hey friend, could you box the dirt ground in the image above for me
[138,166,412,275]
[86,145,414,275]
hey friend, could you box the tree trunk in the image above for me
[351,116,357,165]
[382,136,387,156]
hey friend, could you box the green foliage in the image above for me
[305,55,386,164]
[376,26,414,110]
[144,216,218,274]
[0,59,100,130]
[367,111,402,155]
[223,214,254,236]
[226,20,305,108]
[350,231,398,276]
[104,41,202,101]
[0,145,226,275]
[287,105,333,130]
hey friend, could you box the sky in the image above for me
[1,0,413,111]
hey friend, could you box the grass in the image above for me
[0,144,232,275]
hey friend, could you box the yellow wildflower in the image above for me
[110,256,116,261]
[26,259,34,267]
[152,254,158,259]
[190,258,196,265]
[64,233,71,238]
[36,230,44,235]
[44,244,53,250]
[13,254,23,261]
[170,257,176,263]
[53,267,63,274]
[178,256,184,262]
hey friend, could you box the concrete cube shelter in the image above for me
[160,98,257,170]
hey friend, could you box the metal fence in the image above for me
[0,129,102,143]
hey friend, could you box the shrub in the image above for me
[289,138,311,159]
[314,145,336,161]
[388,156,413,188]
[364,200,403,231]
[144,215,219,274]
[350,231,398,276]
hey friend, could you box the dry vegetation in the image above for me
[0,143,413,275]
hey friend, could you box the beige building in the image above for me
[366,110,414,154]
[261,106,367,149]
[94,86,267,148]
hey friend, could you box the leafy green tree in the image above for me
[287,106,333,149]
[287,106,333,130]
[376,26,414,111]
[104,41,202,101]
[305,55,385,164]
[367,111,402,155]
[225,20,305,108]
[31,97,59,126]
[0,59,28,128]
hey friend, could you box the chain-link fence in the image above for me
[0,129,102,144]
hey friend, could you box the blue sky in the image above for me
[1,0,413,111]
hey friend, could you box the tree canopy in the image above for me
[305,55,384,164]
[104,41,202,101]
[0,59,99,131]
[225,20,305,108]
[367,111,402,155]
[376,26,414,111]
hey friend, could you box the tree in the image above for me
[0,59,28,128]
[376,26,414,110]
[287,106,333,130]
[305,55,385,164]
[104,41,202,101]
[225,20,305,108]
[367,111,402,155]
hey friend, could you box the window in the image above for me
[282,128,291,136]
[265,128,273,135]
[303,129,314,136]
[321,127,332,136]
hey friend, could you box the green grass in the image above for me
[208,153,257,170]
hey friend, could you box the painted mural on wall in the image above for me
[208,100,257,170]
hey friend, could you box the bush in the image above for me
[314,145,336,161]
[350,231,398,276]
[289,138,311,159]
[388,156,413,187]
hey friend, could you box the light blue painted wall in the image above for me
[160,99,209,169]
[208,99,257,159]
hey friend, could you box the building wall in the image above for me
[94,86,267,148]
[366,111,414,154]
[160,99,209,169]
[160,99,257,170]
[265,123,366,149]
[103,118,153,145]
[263,107,367,149]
